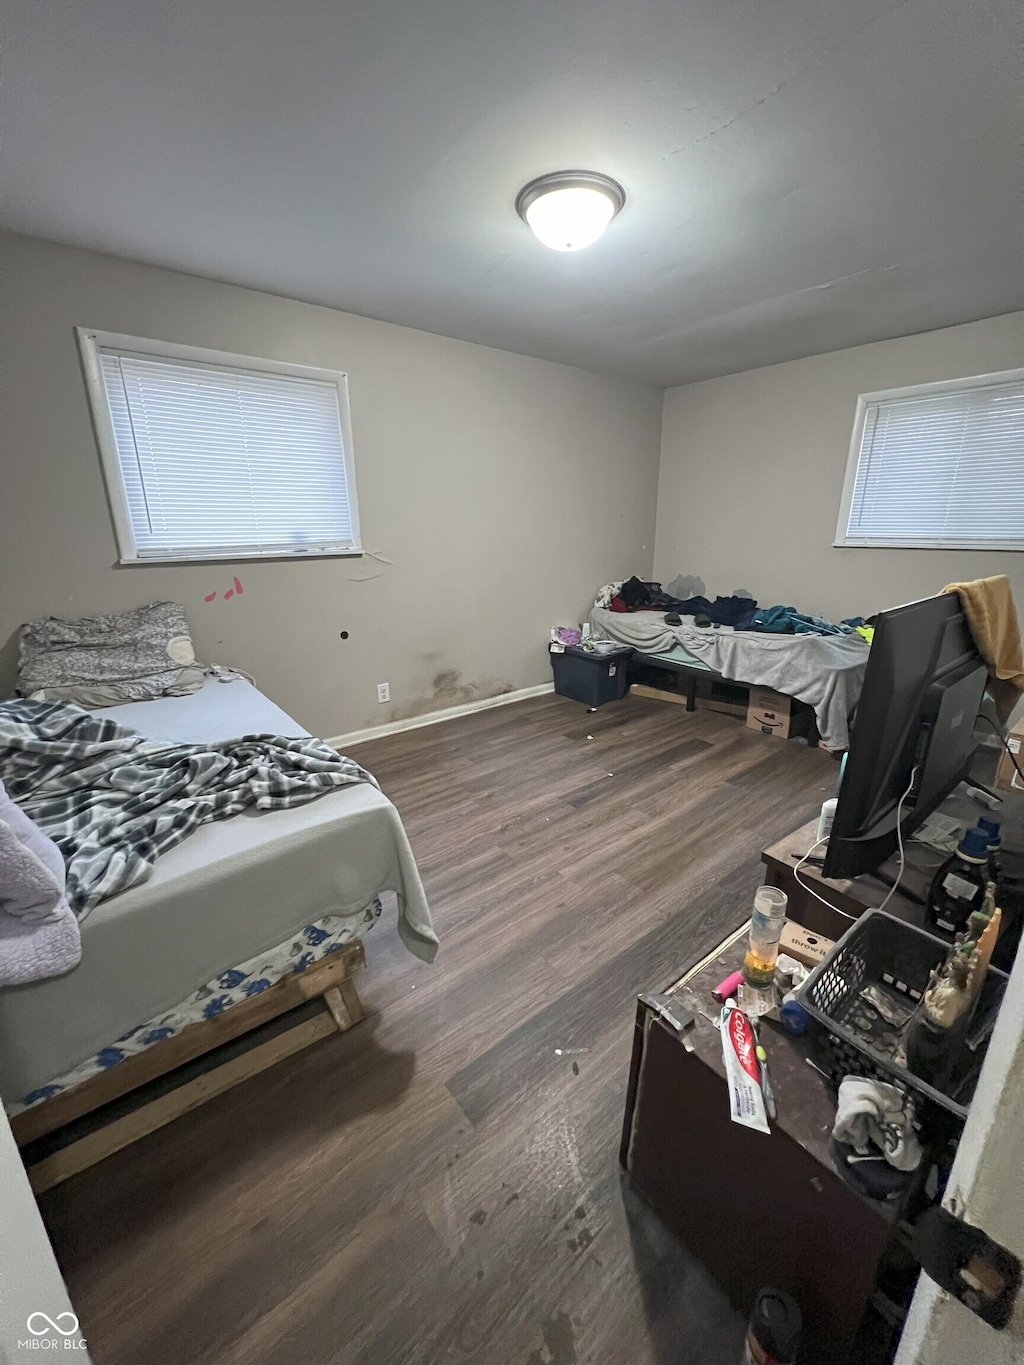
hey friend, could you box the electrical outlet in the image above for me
[376,682,390,704]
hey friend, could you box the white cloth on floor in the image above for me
[833,1076,922,1172]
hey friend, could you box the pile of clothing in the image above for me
[831,1076,922,1202]
[745,605,868,638]
[598,577,867,638]
[603,576,759,628]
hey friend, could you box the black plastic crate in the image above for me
[797,909,1008,1126]
[550,644,632,707]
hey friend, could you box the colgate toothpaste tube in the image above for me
[720,1002,770,1134]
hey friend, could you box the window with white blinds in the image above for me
[836,371,1024,550]
[78,330,361,563]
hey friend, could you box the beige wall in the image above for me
[655,312,1024,622]
[0,233,661,737]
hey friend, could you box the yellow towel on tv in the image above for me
[942,575,1024,721]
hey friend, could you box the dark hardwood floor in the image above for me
[39,692,836,1365]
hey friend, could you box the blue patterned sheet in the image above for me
[9,898,381,1114]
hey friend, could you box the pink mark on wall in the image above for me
[203,577,245,603]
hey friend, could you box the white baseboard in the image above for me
[326,682,554,749]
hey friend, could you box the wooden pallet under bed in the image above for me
[12,941,367,1193]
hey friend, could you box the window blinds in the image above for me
[98,350,360,560]
[841,377,1024,549]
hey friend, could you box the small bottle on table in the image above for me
[739,885,788,1016]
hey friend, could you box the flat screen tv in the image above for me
[822,593,988,881]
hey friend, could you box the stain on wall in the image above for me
[389,669,516,723]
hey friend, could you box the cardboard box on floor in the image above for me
[747,687,793,738]
[995,718,1024,793]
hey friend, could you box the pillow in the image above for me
[17,601,204,706]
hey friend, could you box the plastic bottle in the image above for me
[976,816,1003,886]
[740,886,788,1015]
[926,826,990,937]
[780,991,809,1036]
[742,1286,801,1364]
[816,797,838,844]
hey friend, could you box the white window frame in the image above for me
[834,367,1024,551]
[76,327,363,564]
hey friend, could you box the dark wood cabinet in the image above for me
[621,933,898,1365]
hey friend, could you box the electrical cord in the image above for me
[976,712,1024,786]
[791,835,851,918]
[876,765,918,912]
[793,765,919,921]
[205,663,257,686]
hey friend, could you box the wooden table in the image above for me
[763,785,1024,961]
[621,928,904,1365]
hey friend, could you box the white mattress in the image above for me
[96,674,312,744]
[0,678,436,1100]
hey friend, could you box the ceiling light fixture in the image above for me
[515,170,625,252]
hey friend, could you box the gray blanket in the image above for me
[0,699,376,917]
[590,606,869,749]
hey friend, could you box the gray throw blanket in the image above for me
[0,699,377,918]
[590,605,869,749]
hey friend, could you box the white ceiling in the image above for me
[4,0,1022,387]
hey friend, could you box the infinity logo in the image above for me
[26,1313,80,1337]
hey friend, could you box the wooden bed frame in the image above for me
[11,941,367,1193]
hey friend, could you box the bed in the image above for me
[0,676,435,1184]
[589,605,870,751]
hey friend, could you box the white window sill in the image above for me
[117,548,364,566]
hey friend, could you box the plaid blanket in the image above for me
[0,699,377,918]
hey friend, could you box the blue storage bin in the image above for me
[550,644,632,707]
